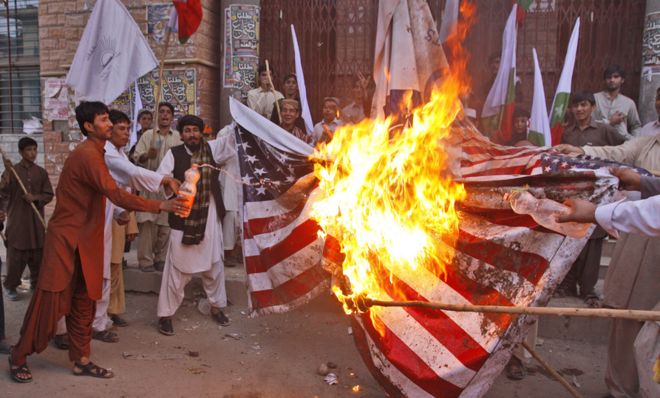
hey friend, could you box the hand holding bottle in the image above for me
[507,191,591,238]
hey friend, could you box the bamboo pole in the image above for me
[358,297,660,322]
[522,342,583,398]
[153,28,171,115]
[265,60,281,124]
[0,150,46,228]
[150,28,173,152]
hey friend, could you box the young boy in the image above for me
[509,107,534,147]
[312,97,343,144]
[1,137,54,301]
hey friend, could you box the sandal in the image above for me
[92,330,119,343]
[72,361,114,379]
[8,350,33,383]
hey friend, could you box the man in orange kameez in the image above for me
[8,101,181,382]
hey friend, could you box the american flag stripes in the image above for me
[342,123,620,397]
[235,107,621,396]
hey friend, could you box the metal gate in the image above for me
[260,0,646,120]
[260,0,377,121]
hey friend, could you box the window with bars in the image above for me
[0,0,40,134]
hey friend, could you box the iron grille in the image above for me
[259,0,376,122]
[260,1,646,121]
[0,0,41,133]
[0,0,40,135]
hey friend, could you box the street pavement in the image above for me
[0,241,612,397]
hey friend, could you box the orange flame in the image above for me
[310,2,475,332]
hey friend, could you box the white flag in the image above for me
[528,48,551,146]
[129,82,143,150]
[371,0,448,119]
[549,18,580,145]
[438,0,459,43]
[65,0,158,105]
[482,4,517,119]
[167,6,179,32]
[291,25,314,134]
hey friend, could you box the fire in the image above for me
[311,81,467,316]
[309,2,475,328]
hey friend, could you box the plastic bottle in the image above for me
[176,164,200,218]
[506,191,591,238]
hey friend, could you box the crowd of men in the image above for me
[0,61,656,398]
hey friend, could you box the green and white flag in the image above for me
[528,48,551,146]
[549,17,580,145]
[481,4,517,144]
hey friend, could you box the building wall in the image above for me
[38,0,221,187]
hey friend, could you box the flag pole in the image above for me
[154,29,171,113]
[521,342,584,398]
[265,60,281,124]
[0,149,46,228]
[150,28,172,150]
[348,296,660,322]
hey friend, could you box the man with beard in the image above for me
[155,115,237,336]
[593,64,642,140]
[8,101,180,383]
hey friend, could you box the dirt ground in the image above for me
[1,282,612,398]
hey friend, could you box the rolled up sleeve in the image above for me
[595,197,660,237]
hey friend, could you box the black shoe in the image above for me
[53,333,70,350]
[158,317,175,336]
[0,340,10,355]
[6,288,18,301]
[211,310,230,326]
[154,261,165,272]
[92,330,119,343]
[110,314,129,327]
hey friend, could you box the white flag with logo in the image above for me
[371,0,448,119]
[65,0,158,105]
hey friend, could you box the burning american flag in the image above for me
[231,1,621,396]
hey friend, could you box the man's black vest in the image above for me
[168,144,225,231]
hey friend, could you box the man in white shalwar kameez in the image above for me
[156,115,237,335]
[92,110,181,342]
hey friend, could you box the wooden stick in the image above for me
[150,28,172,151]
[522,342,583,398]
[265,60,281,124]
[362,298,660,321]
[0,152,46,228]
[153,28,171,114]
